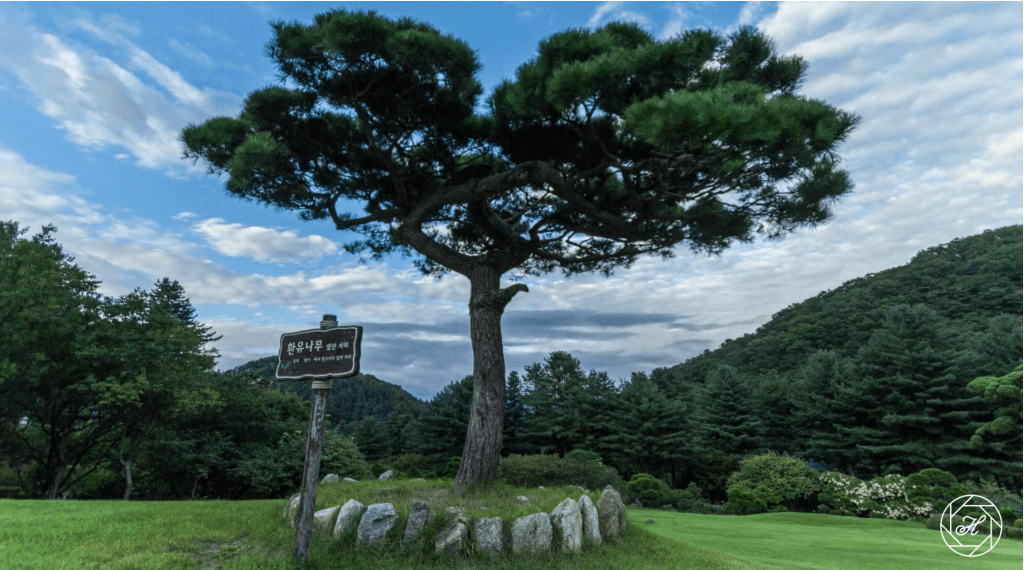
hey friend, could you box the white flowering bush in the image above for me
[817,472,934,520]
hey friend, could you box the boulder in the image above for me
[434,521,468,554]
[538,486,545,490]
[334,499,366,538]
[511,512,552,554]
[283,494,300,527]
[474,517,503,556]
[402,501,433,548]
[444,506,469,526]
[378,470,394,481]
[356,503,399,547]
[577,495,602,545]
[412,478,426,482]
[321,473,339,484]
[551,497,583,552]
[596,485,628,541]
[313,506,340,536]
[342,477,358,483]
[516,495,529,503]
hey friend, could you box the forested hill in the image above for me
[666,225,1023,383]
[223,356,430,432]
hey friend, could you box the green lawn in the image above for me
[634,508,1022,570]
[0,496,1019,569]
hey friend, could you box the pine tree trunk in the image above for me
[454,265,509,495]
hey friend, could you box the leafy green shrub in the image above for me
[1006,527,1023,540]
[443,457,461,477]
[817,504,830,514]
[998,506,1016,523]
[817,472,864,516]
[381,453,435,474]
[322,433,372,481]
[726,451,819,509]
[688,452,738,502]
[859,474,935,520]
[723,487,767,515]
[564,449,602,463]
[925,514,942,530]
[628,474,670,507]
[769,505,788,513]
[497,454,622,490]
[406,466,422,478]
[967,478,1022,520]
[424,472,438,480]
[369,462,388,478]
[669,482,709,512]
[1014,519,1023,529]
[905,468,967,514]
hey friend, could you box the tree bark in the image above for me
[120,457,133,500]
[454,265,516,495]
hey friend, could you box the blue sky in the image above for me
[1,2,1020,400]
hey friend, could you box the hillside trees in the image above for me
[181,9,860,492]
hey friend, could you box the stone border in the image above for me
[283,484,627,557]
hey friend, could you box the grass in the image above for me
[634,507,1022,570]
[0,479,1019,569]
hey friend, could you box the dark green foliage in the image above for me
[502,370,529,456]
[627,473,670,507]
[788,350,860,474]
[967,364,1023,453]
[685,452,739,503]
[225,357,429,433]
[415,376,473,458]
[600,373,688,481]
[369,462,388,478]
[669,482,710,512]
[496,453,621,490]
[564,449,602,463]
[443,456,461,477]
[353,416,391,462]
[905,468,968,508]
[726,451,820,509]
[381,453,435,474]
[670,226,1022,376]
[695,366,763,459]
[723,487,767,515]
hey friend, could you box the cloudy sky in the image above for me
[1,2,1020,400]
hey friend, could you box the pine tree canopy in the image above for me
[181,10,860,280]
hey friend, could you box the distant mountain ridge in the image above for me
[665,225,1023,382]
[223,355,430,431]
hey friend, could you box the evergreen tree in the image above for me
[416,375,473,459]
[695,365,763,460]
[183,10,859,492]
[788,350,861,474]
[502,370,529,455]
[521,352,587,456]
[600,374,689,482]
[837,304,987,478]
[353,416,391,462]
[750,369,797,454]
[384,413,412,457]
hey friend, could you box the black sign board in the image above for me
[276,326,362,380]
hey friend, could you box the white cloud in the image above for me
[658,3,689,40]
[168,38,216,67]
[190,218,340,264]
[0,9,240,176]
[586,1,650,29]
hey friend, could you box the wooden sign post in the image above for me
[276,314,362,563]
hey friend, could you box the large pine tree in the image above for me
[695,365,764,460]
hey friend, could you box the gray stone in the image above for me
[516,495,529,503]
[334,499,366,538]
[474,517,503,556]
[283,494,300,527]
[378,470,394,481]
[357,503,400,547]
[402,501,433,548]
[577,495,602,545]
[412,478,426,482]
[444,506,468,526]
[568,485,587,494]
[434,522,468,554]
[596,485,628,541]
[320,473,339,484]
[342,477,358,483]
[313,506,340,536]
[551,497,583,552]
[511,512,552,554]
[538,485,545,490]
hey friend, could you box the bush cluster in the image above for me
[497,453,622,490]
[627,473,670,507]
[726,451,819,510]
